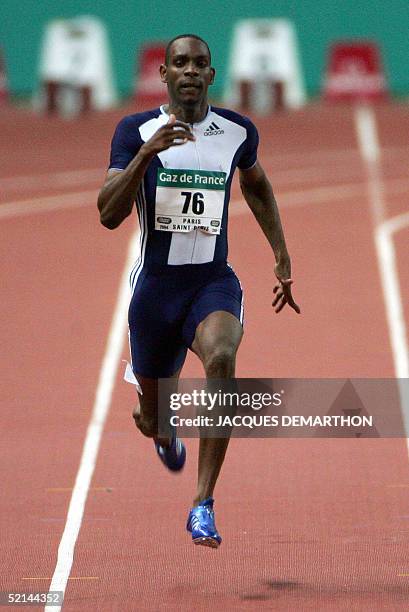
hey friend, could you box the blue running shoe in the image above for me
[186,497,222,548]
[154,434,186,472]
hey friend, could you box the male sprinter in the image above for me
[97,34,300,548]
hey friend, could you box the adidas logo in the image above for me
[204,121,224,136]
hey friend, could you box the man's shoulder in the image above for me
[211,106,256,130]
[115,108,162,131]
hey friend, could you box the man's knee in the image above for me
[203,343,237,378]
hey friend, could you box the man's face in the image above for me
[160,37,215,106]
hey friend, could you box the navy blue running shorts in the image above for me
[128,262,243,378]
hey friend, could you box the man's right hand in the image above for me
[98,115,194,229]
[142,114,195,156]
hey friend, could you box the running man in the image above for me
[97,34,300,548]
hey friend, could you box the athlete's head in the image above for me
[160,34,215,106]
[164,34,211,65]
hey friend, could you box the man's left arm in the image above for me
[239,161,300,314]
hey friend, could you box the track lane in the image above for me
[63,105,409,610]
[2,104,409,610]
[0,205,133,598]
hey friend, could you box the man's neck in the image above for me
[165,100,209,124]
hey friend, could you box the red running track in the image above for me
[1,102,409,610]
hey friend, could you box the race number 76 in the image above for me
[181,191,204,215]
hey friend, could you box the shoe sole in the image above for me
[193,536,220,549]
[155,441,186,472]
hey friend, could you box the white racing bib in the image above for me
[155,168,226,234]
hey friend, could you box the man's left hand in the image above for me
[273,261,301,314]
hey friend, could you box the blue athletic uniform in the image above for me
[109,105,259,377]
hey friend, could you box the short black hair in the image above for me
[165,34,211,65]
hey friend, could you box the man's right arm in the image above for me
[97,114,195,230]
[97,146,154,229]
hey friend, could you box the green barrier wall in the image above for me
[1,0,408,99]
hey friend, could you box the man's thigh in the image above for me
[182,265,244,354]
[191,310,243,363]
[128,272,187,378]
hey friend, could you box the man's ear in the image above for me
[209,67,216,85]
[159,64,167,83]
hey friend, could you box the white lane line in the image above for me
[376,212,409,436]
[381,210,409,236]
[354,105,381,163]
[354,105,409,436]
[44,230,140,612]
[2,178,409,221]
[0,190,98,219]
[375,212,409,379]
[354,105,385,225]
[0,168,104,191]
